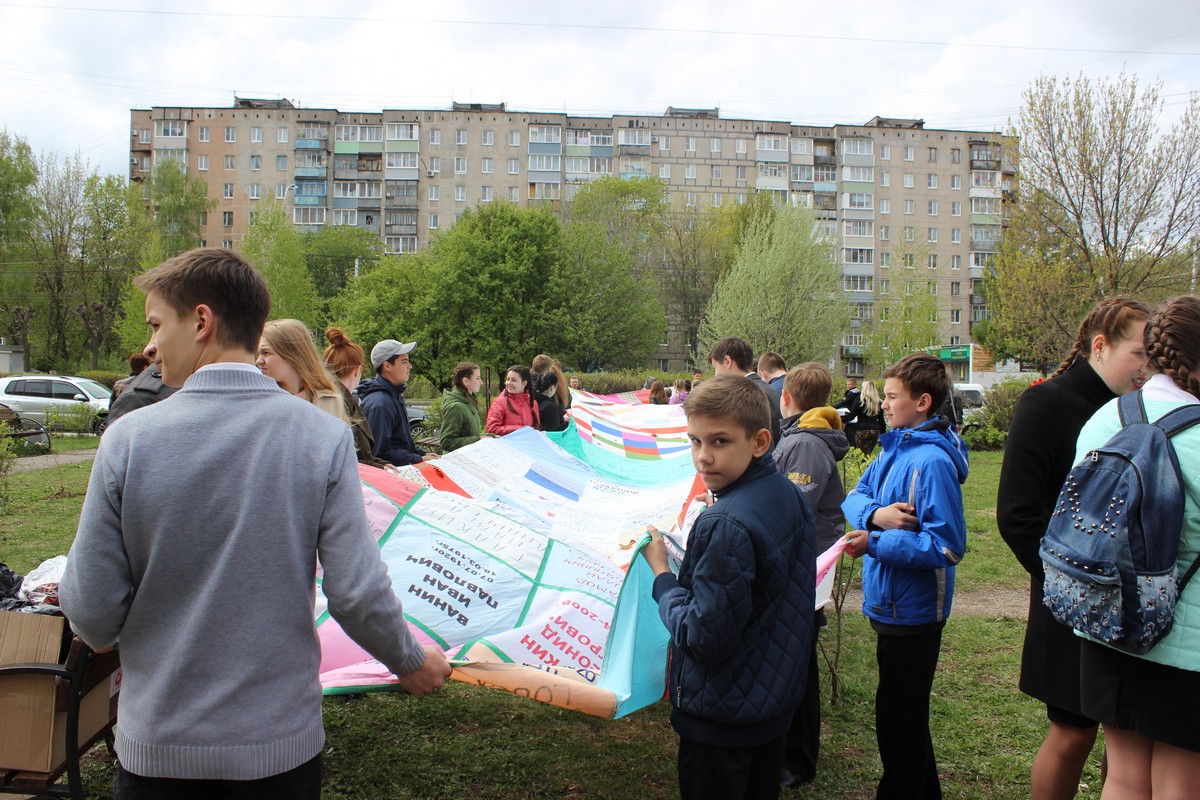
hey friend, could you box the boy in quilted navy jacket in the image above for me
[643,375,817,800]
[843,353,969,800]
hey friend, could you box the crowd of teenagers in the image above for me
[56,246,1200,800]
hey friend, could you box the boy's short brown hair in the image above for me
[783,362,832,413]
[134,248,271,354]
[758,351,786,375]
[709,337,755,371]
[683,375,770,438]
[884,353,950,411]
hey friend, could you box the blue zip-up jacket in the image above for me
[652,453,816,747]
[842,417,969,627]
[357,376,424,466]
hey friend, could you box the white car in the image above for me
[0,375,111,430]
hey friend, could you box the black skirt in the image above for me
[1080,638,1200,751]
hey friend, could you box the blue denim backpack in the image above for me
[1040,391,1200,655]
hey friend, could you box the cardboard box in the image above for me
[0,611,119,773]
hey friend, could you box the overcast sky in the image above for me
[1,0,1198,176]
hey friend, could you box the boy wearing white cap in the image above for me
[357,339,439,465]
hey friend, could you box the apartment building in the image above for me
[129,99,1009,374]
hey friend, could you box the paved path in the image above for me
[10,450,96,473]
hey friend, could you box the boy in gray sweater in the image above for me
[60,248,450,799]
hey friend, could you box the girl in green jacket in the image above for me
[441,361,483,452]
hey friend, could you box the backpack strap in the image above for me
[1117,390,1148,427]
[1153,403,1200,439]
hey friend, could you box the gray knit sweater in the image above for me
[60,365,426,780]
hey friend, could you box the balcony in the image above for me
[293,195,325,206]
[970,294,986,305]
[295,139,328,149]
[813,154,836,166]
[841,345,865,358]
[971,239,998,253]
[386,224,418,236]
[293,167,326,178]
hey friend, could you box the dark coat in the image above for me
[358,376,424,466]
[747,372,783,448]
[100,366,177,434]
[652,454,816,747]
[997,359,1115,711]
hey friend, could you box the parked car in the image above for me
[0,375,111,432]
[954,382,986,426]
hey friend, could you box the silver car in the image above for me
[0,375,111,431]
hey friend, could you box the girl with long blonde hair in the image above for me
[257,319,348,423]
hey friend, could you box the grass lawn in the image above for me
[5,446,1104,798]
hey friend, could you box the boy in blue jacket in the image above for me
[644,375,817,800]
[843,353,968,800]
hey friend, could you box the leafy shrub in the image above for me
[963,424,1007,451]
[571,370,696,396]
[46,403,101,434]
[78,371,125,390]
[977,378,1035,434]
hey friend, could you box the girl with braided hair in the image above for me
[485,365,541,435]
[1074,296,1200,794]
[998,296,1151,800]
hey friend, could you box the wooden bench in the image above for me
[0,405,50,450]
[0,638,119,800]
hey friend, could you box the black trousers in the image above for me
[875,627,944,800]
[115,754,322,800]
[783,611,823,781]
[677,734,786,800]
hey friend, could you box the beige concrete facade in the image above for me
[130,101,1006,373]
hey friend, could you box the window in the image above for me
[197,155,209,171]
[843,138,873,155]
[928,227,939,243]
[880,144,890,160]
[428,185,439,201]
[276,183,287,199]
[659,163,671,179]
[530,126,562,143]
[952,228,961,243]
[879,170,890,187]
[249,155,261,171]
[904,226,915,242]
[813,165,837,182]
[972,170,1000,188]
[566,129,591,146]
[686,137,696,152]
[386,152,418,168]
[880,279,891,295]
[736,165,748,181]
[508,158,520,175]
[712,165,723,181]
[531,183,560,200]
[951,201,962,216]
[222,240,233,249]
[658,136,670,151]
[951,174,961,190]
[903,173,915,189]
[198,126,210,143]
[429,157,441,174]
[928,254,938,270]
[844,248,874,264]
[275,155,287,171]
[844,220,873,237]
[792,138,813,155]
[685,164,696,179]
[455,129,467,146]
[927,147,937,162]
[482,129,494,146]
[481,186,493,202]
[792,164,814,182]
[971,197,1002,215]
[386,236,417,254]
[430,128,441,145]
[880,199,891,214]
[758,163,786,179]
[251,127,262,143]
[879,225,890,241]
[951,148,961,164]
[710,138,722,153]
[221,211,233,226]
[952,254,962,270]
[386,123,419,140]
[927,173,938,189]
[903,145,914,161]
[155,120,185,137]
[528,154,560,171]
[736,139,747,154]
[455,185,466,202]
[481,157,493,174]
[277,127,289,143]
[508,130,520,146]
[712,193,722,207]
[508,186,520,202]
[951,309,962,324]
[223,183,234,199]
[249,184,261,200]
[756,134,786,151]
[332,209,357,226]
[564,156,587,173]
[454,157,467,174]
[951,281,961,296]
[686,192,696,207]
[591,132,612,146]
[902,199,914,215]
[844,166,874,182]
[880,252,892,267]
[225,126,236,143]
[843,276,874,292]
[928,200,938,215]
[619,128,648,146]
[590,157,611,174]
[855,303,873,320]
[429,213,439,230]
[847,193,873,209]
[224,155,236,170]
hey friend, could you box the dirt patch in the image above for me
[9,451,96,473]
[841,584,1029,619]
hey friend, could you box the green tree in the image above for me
[148,159,214,258]
[986,72,1200,364]
[862,242,944,376]
[241,199,319,326]
[328,253,431,361]
[0,130,39,367]
[302,224,385,324]
[561,176,667,279]
[701,204,850,365]
[658,205,734,367]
